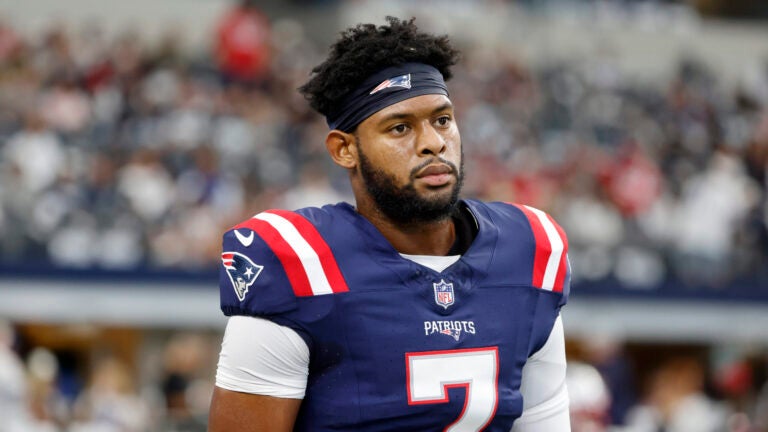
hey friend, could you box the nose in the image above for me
[416,122,447,156]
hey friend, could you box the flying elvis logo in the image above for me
[221,252,263,301]
[369,74,412,94]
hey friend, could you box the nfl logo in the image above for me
[433,279,455,309]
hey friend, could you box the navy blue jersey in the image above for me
[219,200,570,431]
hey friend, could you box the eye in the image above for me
[389,123,409,135]
[435,115,452,127]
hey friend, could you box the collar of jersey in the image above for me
[335,200,496,282]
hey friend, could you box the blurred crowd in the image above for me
[2,1,768,430]
[1,3,768,295]
[451,48,768,293]
[566,343,768,432]
[1,321,215,432]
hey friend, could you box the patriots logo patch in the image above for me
[222,252,264,301]
[439,327,462,341]
[369,73,411,94]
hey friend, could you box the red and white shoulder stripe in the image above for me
[234,209,349,297]
[511,204,570,293]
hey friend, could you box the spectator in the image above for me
[278,159,351,210]
[624,357,729,432]
[566,361,611,432]
[71,355,151,432]
[0,321,31,431]
[25,348,67,432]
[157,333,212,432]
[2,111,65,194]
[116,150,175,223]
[671,150,760,285]
[214,0,272,84]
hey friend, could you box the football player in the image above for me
[209,17,571,431]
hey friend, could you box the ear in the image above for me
[325,130,357,169]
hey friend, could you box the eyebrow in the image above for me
[377,101,454,124]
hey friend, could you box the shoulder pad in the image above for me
[220,209,349,317]
[506,203,571,300]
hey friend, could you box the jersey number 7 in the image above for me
[406,347,500,431]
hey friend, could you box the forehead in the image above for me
[365,94,453,123]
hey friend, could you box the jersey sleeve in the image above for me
[219,222,299,317]
[504,203,572,359]
[509,203,571,305]
[219,209,350,318]
[508,204,572,431]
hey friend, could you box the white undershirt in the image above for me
[215,255,570,431]
[399,253,461,273]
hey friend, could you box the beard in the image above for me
[357,143,464,225]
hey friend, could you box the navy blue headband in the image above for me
[326,63,449,132]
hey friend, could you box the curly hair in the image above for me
[298,17,460,119]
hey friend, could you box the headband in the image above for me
[326,62,449,132]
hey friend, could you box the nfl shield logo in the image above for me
[433,279,455,309]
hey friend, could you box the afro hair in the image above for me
[298,17,460,120]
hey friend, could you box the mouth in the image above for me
[415,164,455,187]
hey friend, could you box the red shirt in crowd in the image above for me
[215,6,271,82]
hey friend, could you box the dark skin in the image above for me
[208,390,302,431]
[330,94,462,255]
[208,94,462,432]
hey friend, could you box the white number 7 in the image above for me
[406,347,500,431]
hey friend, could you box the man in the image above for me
[214,0,271,83]
[209,17,571,431]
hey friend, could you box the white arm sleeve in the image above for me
[511,315,571,432]
[215,315,309,399]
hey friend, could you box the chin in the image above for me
[421,190,455,206]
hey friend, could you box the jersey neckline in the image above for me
[333,200,498,281]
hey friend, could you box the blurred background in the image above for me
[1,0,768,430]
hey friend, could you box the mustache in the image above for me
[409,158,460,179]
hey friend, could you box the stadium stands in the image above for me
[1,1,768,430]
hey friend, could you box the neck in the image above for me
[355,199,456,256]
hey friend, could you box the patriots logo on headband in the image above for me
[369,73,412,94]
[222,252,264,301]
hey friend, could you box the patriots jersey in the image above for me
[219,200,570,431]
